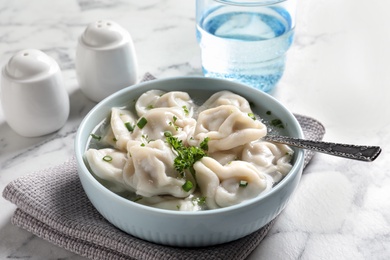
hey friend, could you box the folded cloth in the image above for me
[2,74,325,260]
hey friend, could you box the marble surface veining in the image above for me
[1,0,390,259]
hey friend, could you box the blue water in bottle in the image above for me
[196,6,294,92]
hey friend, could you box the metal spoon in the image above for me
[263,135,381,162]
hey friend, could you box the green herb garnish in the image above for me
[169,121,179,131]
[200,137,209,151]
[266,111,271,115]
[248,113,256,120]
[125,122,134,132]
[146,104,154,110]
[102,155,113,162]
[270,119,284,129]
[137,117,148,129]
[182,180,194,192]
[166,136,208,176]
[90,134,101,141]
[182,105,189,116]
[166,135,182,151]
[239,180,248,187]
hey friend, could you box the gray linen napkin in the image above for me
[2,74,325,260]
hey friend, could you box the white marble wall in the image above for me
[1,0,389,259]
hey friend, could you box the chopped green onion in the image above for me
[164,131,172,137]
[173,116,177,123]
[248,113,256,120]
[90,134,101,141]
[140,143,145,147]
[137,117,148,129]
[125,122,134,132]
[102,155,113,162]
[182,180,193,192]
[146,104,154,110]
[239,180,248,187]
[169,121,179,131]
[113,137,118,142]
[182,105,189,115]
[266,111,271,115]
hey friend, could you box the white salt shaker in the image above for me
[76,20,138,102]
[0,49,70,137]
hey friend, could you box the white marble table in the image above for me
[1,0,389,259]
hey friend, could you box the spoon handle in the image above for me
[263,135,381,162]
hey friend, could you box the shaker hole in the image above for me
[23,53,29,56]
[107,22,111,26]
[97,24,102,28]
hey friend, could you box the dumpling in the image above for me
[109,107,137,151]
[198,90,253,114]
[123,139,196,197]
[131,107,196,145]
[135,89,166,117]
[154,91,196,117]
[208,146,244,165]
[84,148,128,192]
[191,105,267,153]
[194,157,268,209]
[135,90,196,118]
[242,141,294,182]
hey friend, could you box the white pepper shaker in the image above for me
[76,20,138,102]
[0,49,70,137]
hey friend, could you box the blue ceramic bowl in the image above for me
[75,77,304,247]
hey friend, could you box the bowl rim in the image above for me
[75,76,305,216]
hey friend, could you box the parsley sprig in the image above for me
[165,132,208,177]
